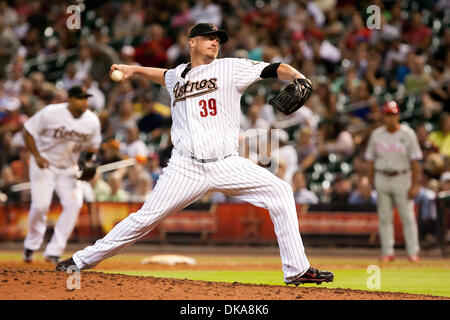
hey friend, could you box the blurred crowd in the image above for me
[0,0,449,242]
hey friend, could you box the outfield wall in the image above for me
[0,202,417,246]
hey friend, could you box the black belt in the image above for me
[376,170,408,177]
[191,154,232,163]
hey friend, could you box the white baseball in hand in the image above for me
[111,70,124,82]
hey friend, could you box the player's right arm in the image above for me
[367,161,375,188]
[364,131,376,188]
[110,64,167,87]
[22,128,49,169]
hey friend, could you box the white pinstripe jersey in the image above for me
[24,103,102,168]
[164,58,269,159]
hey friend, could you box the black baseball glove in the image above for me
[268,78,313,115]
[77,160,97,181]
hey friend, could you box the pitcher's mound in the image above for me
[0,267,447,300]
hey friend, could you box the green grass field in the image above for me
[99,268,450,297]
[96,255,450,298]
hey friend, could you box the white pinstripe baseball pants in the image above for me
[73,149,310,281]
[25,156,83,257]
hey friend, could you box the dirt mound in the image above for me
[0,267,445,300]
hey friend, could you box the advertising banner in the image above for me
[0,202,413,245]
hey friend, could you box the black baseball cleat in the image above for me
[44,255,62,266]
[23,249,34,263]
[285,267,334,286]
[55,257,79,271]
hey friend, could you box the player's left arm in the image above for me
[407,129,423,199]
[364,133,376,188]
[77,117,101,180]
[81,148,99,161]
[276,64,307,81]
[234,59,308,94]
[85,116,102,158]
[77,148,99,181]
[259,63,307,81]
[408,160,421,199]
[260,62,313,115]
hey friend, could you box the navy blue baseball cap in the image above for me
[189,23,228,44]
[68,86,92,99]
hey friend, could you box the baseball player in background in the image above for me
[56,23,334,285]
[365,101,422,262]
[22,86,102,265]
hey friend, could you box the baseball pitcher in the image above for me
[56,24,333,285]
[22,86,101,265]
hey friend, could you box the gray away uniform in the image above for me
[365,124,423,256]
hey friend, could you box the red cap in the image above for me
[381,101,400,115]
